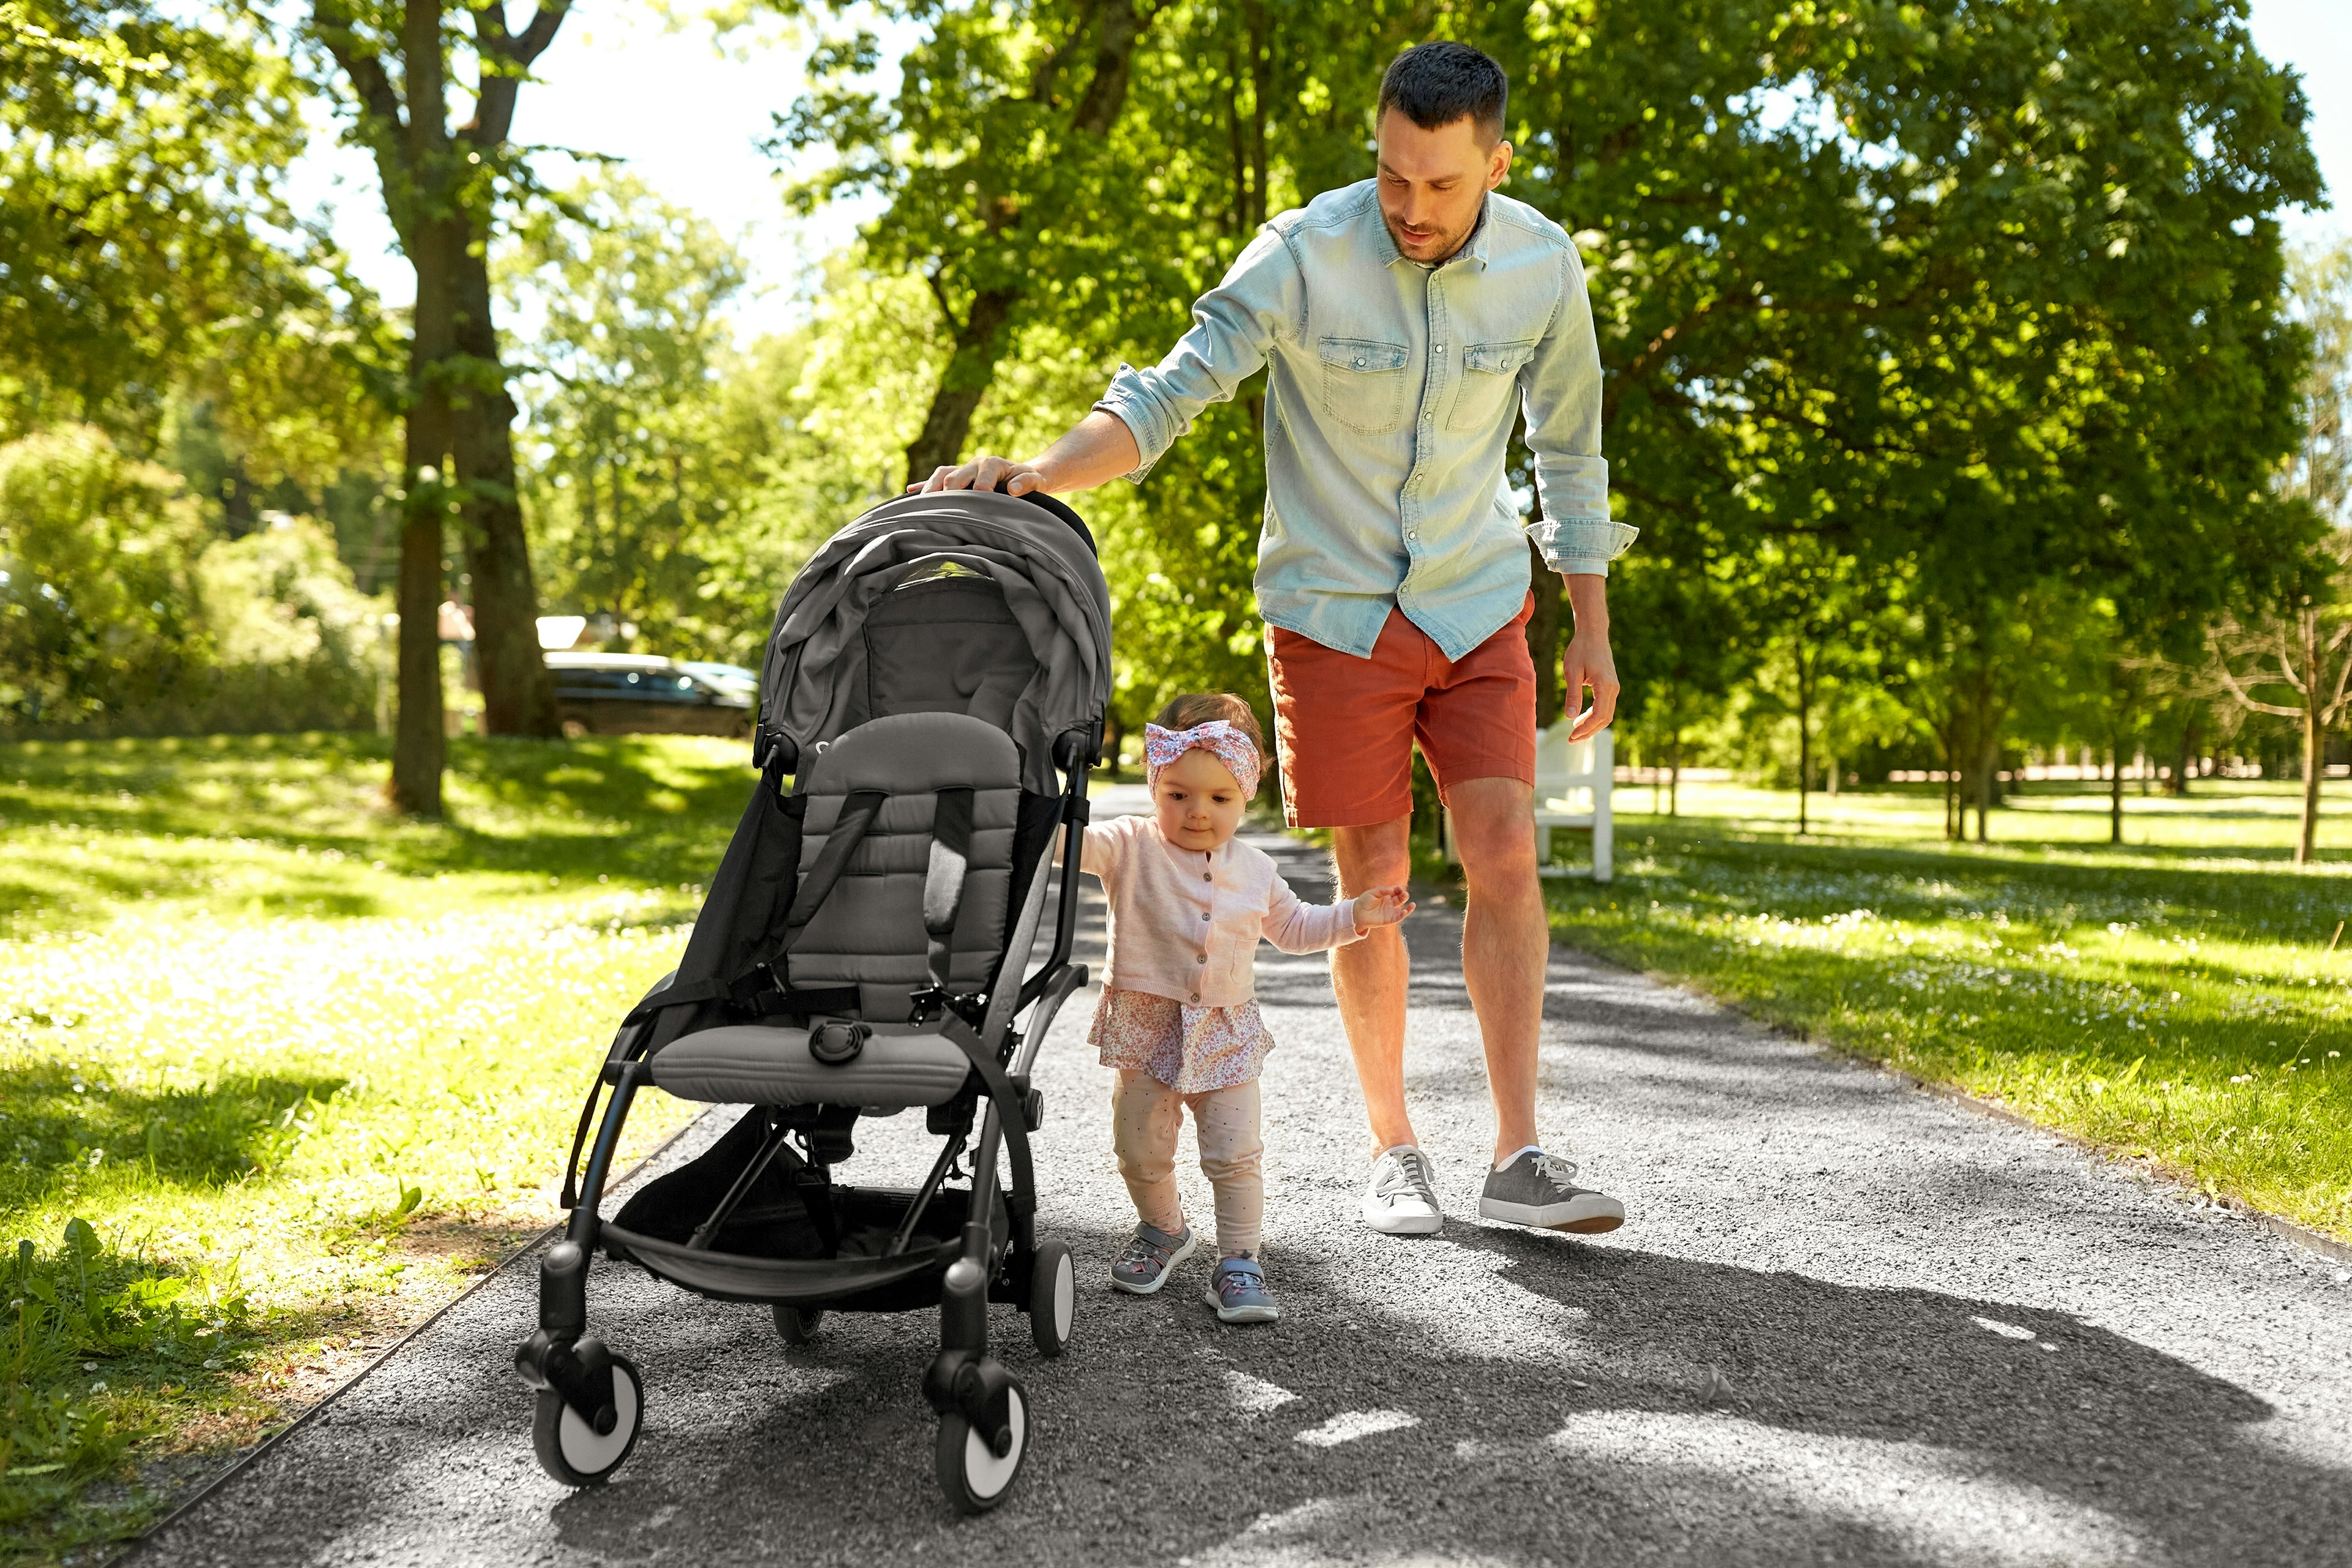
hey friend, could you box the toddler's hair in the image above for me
[1152,692,1264,753]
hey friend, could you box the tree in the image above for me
[305,0,569,813]
[2209,238,2352,865]
[501,175,748,646]
[0,424,209,726]
[2,0,390,467]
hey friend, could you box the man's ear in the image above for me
[1488,140,1513,190]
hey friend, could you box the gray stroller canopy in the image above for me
[758,491,1112,793]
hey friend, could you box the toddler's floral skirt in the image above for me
[1087,987,1273,1093]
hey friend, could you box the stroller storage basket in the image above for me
[513,489,1106,1512]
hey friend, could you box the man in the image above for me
[913,42,1635,1237]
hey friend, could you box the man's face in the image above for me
[1375,108,1512,264]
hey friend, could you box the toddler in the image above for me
[1077,693,1411,1322]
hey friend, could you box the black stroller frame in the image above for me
[512,491,1109,1512]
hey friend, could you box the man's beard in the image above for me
[1383,209,1475,264]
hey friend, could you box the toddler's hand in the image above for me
[1351,884,1415,932]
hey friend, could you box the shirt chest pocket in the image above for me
[1317,337,1411,435]
[1449,339,1537,432]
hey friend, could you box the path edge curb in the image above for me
[111,1109,714,1564]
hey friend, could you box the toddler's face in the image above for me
[1152,747,1250,853]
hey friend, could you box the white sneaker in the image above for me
[1361,1145,1444,1235]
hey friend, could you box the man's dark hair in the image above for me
[1378,42,1508,144]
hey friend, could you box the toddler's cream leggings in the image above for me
[1109,1071,1264,1256]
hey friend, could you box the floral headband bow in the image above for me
[1143,719,1261,797]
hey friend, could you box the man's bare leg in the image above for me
[1441,777,1547,1166]
[1329,816,1415,1154]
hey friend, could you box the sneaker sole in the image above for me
[1359,1197,1443,1236]
[1107,1230,1199,1294]
[1480,1196,1626,1234]
[1204,1288,1280,1324]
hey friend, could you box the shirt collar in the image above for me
[1371,189,1494,273]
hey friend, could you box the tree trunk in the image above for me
[2167,709,2199,799]
[2109,742,2124,846]
[451,246,559,736]
[2301,629,2324,867]
[389,217,460,816]
[1526,542,1564,728]
[1976,729,1996,844]
[903,287,1020,483]
[1795,650,1812,836]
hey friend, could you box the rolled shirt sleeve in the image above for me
[1095,228,1302,482]
[1519,244,1638,577]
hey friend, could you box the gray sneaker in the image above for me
[1205,1257,1279,1324]
[1361,1144,1444,1235]
[1109,1221,1197,1294]
[1480,1151,1625,1234]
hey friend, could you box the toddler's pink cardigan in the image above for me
[1079,813,1362,1007]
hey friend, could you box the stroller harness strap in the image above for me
[784,788,887,942]
[922,787,976,998]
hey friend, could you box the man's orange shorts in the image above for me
[1265,595,1537,829]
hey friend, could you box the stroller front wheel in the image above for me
[935,1381,1028,1513]
[1029,1240,1075,1359]
[532,1352,644,1487]
[773,1304,824,1344]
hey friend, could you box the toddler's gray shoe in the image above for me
[1205,1257,1279,1324]
[1479,1150,1625,1234]
[1109,1221,1197,1294]
[1361,1144,1444,1235]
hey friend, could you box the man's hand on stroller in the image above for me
[910,453,1044,496]
[908,412,1144,496]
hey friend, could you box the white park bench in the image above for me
[1440,719,1614,882]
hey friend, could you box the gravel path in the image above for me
[137,798,2352,1567]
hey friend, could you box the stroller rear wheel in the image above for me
[935,1379,1027,1513]
[532,1351,643,1487]
[773,1304,824,1344]
[1029,1240,1075,1359]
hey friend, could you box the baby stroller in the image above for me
[512,488,1110,1512]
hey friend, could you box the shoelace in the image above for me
[1373,1149,1436,1202]
[1531,1153,1582,1189]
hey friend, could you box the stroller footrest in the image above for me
[601,1223,951,1306]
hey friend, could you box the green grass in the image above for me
[0,733,747,1561]
[1540,781,2352,1245]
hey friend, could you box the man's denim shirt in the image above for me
[1096,179,1635,660]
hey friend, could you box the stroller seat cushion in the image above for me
[649,1023,974,1110]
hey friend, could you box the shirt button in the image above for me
[1434,343,1446,352]
[1200,911,1210,920]
[1195,952,1207,963]
[1202,873,1212,882]
[1354,356,1366,368]
[1189,992,1200,1002]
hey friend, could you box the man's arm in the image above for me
[1561,573,1618,742]
[912,227,1298,496]
[1520,240,1635,740]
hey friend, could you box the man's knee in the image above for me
[1446,778,1539,878]
[1332,816,1412,894]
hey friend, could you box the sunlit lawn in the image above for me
[1542,780,2352,1246]
[1,733,743,1561]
